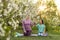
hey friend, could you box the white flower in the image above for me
[0,24,5,36]
[8,21,12,25]
[16,20,19,23]
[0,3,3,6]
[0,14,2,17]
[4,26,7,29]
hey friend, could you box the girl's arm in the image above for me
[43,28,45,34]
[43,25,46,34]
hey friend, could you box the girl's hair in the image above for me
[40,19,44,24]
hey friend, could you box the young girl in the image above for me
[36,19,47,36]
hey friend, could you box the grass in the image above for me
[1,35,60,40]
[10,36,60,40]
[11,26,60,40]
[0,26,60,40]
[0,30,60,40]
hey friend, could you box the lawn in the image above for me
[0,26,60,40]
[10,36,60,40]
[1,35,60,40]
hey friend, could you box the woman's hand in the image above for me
[24,30,26,33]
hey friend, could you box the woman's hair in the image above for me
[40,19,44,24]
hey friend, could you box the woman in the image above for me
[22,15,33,36]
[36,19,47,36]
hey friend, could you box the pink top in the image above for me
[22,19,33,31]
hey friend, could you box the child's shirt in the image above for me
[36,24,45,33]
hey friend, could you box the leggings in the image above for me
[24,30,31,36]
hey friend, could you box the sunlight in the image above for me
[38,5,46,11]
[54,0,60,10]
[32,0,38,4]
[0,0,1,2]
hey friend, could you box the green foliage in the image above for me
[0,0,60,38]
[0,0,38,37]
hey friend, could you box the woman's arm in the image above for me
[30,21,34,27]
[22,20,26,33]
[30,20,37,27]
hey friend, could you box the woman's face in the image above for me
[40,20,42,24]
[26,16,30,20]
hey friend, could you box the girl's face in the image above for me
[40,20,42,24]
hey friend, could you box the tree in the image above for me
[37,0,60,31]
[0,0,38,38]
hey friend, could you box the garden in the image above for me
[0,0,60,40]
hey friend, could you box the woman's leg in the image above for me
[24,32,27,36]
[27,30,31,36]
[24,30,31,36]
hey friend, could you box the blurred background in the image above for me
[0,0,60,40]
